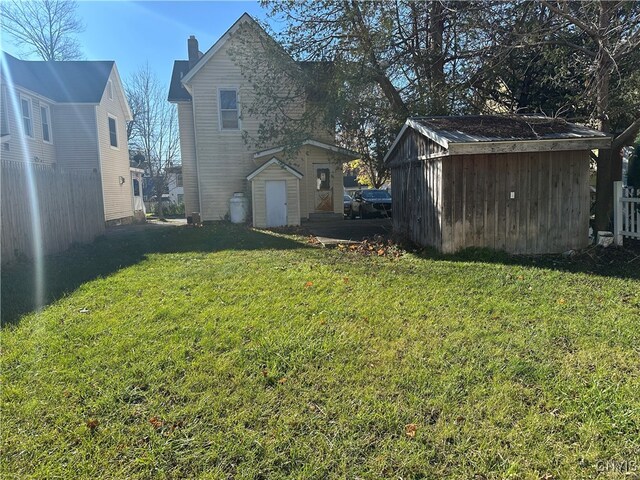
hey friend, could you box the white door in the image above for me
[265,180,287,227]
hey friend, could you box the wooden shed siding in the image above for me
[1,84,57,165]
[250,162,300,227]
[53,104,99,171]
[440,150,590,254]
[95,69,134,222]
[177,102,200,216]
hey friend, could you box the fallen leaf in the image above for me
[278,377,287,384]
[405,423,418,438]
[79,308,89,314]
[149,416,164,429]
[557,298,566,305]
[304,281,313,289]
[343,277,349,284]
[261,368,269,377]
[86,419,99,431]
[377,249,385,256]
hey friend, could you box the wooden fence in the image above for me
[1,160,105,263]
[614,181,640,245]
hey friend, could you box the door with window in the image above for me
[265,180,287,227]
[314,164,333,212]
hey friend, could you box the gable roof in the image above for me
[247,157,303,181]
[254,139,359,160]
[167,60,191,102]
[1,51,114,103]
[181,13,259,86]
[384,116,611,162]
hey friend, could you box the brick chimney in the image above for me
[188,35,200,69]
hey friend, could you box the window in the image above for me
[177,173,183,187]
[107,79,113,100]
[177,193,184,204]
[40,104,51,143]
[219,88,239,130]
[108,116,118,148]
[20,96,33,137]
[133,179,140,197]
[316,168,330,190]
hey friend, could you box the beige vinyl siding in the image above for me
[95,69,133,222]
[189,35,310,221]
[177,102,200,216]
[250,162,300,227]
[190,39,260,220]
[53,104,99,171]
[0,84,56,165]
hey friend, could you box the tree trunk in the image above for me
[593,0,613,232]
[428,0,446,115]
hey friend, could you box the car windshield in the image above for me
[344,194,351,200]
[361,190,391,199]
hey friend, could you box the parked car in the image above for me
[343,193,352,217]
[350,189,392,219]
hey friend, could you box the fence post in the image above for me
[613,180,623,246]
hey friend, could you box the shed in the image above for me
[384,116,610,254]
[247,158,303,228]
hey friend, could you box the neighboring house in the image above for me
[385,115,610,254]
[0,52,137,225]
[168,13,357,227]
[166,165,184,204]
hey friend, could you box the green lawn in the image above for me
[2,224,639,479]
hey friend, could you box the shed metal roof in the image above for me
[384,116,611,162]
[1,51,114,103]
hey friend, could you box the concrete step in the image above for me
[306,213,344,223]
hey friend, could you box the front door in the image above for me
[314,164,333,212]
[265,180,287,227]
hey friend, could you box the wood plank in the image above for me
[484,154,496,250]
[527,152,540,253]
[452,156,465,251]
[516,152,529,254]
[495,154,507,251]
[505,153,519,252]
[464,155,475,247]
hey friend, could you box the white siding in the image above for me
[53,104,99,171]
[177,102,200,216]
[0,83,57,165]
[95,69,134,222]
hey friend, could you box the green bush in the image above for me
[153,202,185,217]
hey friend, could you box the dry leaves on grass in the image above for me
[405,423,418,438]
[337,236,404,259]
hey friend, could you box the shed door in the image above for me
[265,180,287,227]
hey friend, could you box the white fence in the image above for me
[614,181,640,245]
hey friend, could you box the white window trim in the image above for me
[20,94,34,138]
[40,103,53,144]
[217,87,240,131]
[108,114,119,150]
[107,79,114,100]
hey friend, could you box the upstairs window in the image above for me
[108,116,118,148]
[40,104,52,143]
[177,173,183,187]
[20,96,33,137]
[219,88,239,130]
[107,79,113,100]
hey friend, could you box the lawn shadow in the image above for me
[413,242,640,282]
[1,223,308,326]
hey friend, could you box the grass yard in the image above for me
[1,223,639,479]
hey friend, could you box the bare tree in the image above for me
[125,64,180,220]
[0,0,84,61]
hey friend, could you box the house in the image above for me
[165,165,184,205]
[168,14,357,227]
[385,116,611,254]
[0,52,138,225]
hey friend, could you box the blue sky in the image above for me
[2,1,270,87]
